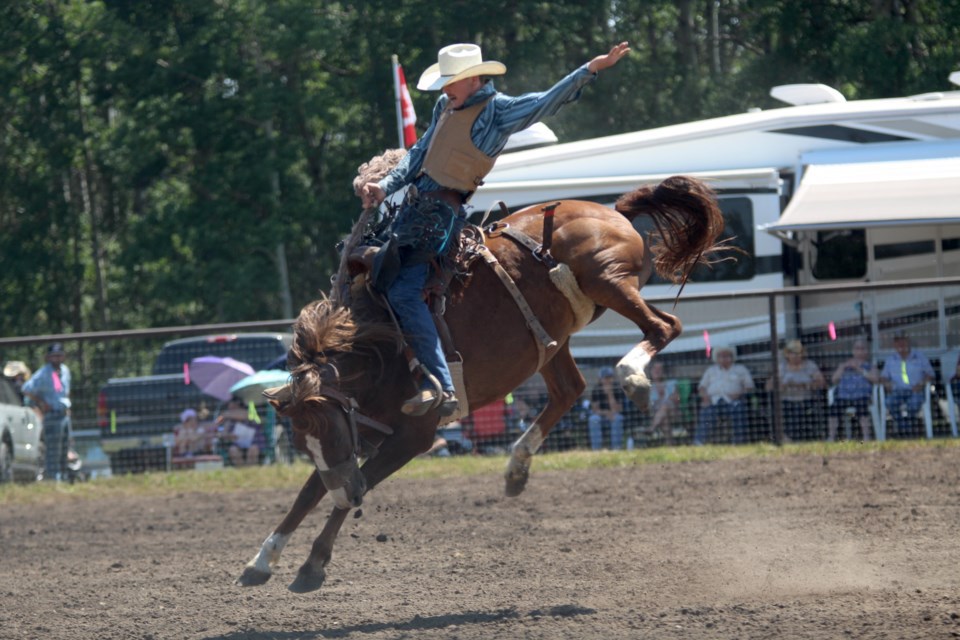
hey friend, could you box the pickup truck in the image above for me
[97,332,292,474]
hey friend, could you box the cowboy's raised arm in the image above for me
[491,42,630,138]
[588,42,631,74]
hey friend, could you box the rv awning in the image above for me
[765,156,960,233]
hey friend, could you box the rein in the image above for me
[312,363,394,458]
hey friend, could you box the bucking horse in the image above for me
[237,159,726,592]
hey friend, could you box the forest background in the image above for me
[3,0,959,338]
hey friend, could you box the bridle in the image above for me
[303,362,394,462]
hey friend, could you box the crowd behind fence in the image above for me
[2,277,960,477]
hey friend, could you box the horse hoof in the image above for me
[622,377,650,412]
[504,462,529,498]
[288,566,326,593]
[236,566,272,587]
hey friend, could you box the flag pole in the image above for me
[391,54,404,149]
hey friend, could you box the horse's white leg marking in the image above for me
[304,434,352,510]
[616,344,652,392]
[247,532,290,575]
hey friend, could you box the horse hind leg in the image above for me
[582,274,682,407]
[616,302,682,408]
[505,343,585,497]
[237,470,327,587]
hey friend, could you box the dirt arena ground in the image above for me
[3,445,960,640]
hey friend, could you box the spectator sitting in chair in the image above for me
[648,361,680,446]
[694,345,755,446]
[827,338,880,442]
[588,367,626,450]
[766,340,826,441]
[174,408,202,456]
[881,330,934,438]
[218,397,264,467]
[951,358,960,413]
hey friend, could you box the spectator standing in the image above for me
[827,339,880,441]
[21,343,71,481]
[767,340,826,441]
[648,361,680,445]
[588,367,626,450]
[694,346,755,445]
[881,330,934,438]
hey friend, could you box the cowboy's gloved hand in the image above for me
[588,42,631,73]
[361,183,386,209]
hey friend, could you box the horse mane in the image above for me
[614,175,733,286]
[287,293,403,411]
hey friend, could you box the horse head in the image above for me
[268,296,403,509]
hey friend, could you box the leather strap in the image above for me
[476,244,557,370]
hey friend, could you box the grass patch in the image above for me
[2,438,957,506]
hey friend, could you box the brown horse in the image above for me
[238,175,725,592]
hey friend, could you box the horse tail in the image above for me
[615,175,728,286]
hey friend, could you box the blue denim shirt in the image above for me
[379,64,597,198]
[21,363,72,410]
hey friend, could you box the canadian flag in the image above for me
[396,63,417,147]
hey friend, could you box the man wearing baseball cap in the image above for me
[21,343,72,480]
[361,41,630,418]
[881,329,934,438]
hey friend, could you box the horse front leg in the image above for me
[288,505,351,593]
[237,469,327,587]
[289,426,431,593]
[506,343,585,497]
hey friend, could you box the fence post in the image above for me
[768,293,784,445]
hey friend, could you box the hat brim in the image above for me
[3,361,30,377]
[417,61,506,91]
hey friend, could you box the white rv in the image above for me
[471,76,960,360]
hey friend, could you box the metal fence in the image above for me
[3,277,960,475]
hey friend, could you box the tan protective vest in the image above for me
[421,97,496,194]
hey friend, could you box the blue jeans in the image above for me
[43,411,71,481]
[386,262,453,391]
[695,399,748,445]
[588,412,624,450]
[885,388,924,437]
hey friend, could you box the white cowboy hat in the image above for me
[417,43,506,91]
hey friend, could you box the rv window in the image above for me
[874,240,935,261]
[812,230,866,280]
[634,196,755,283]
[941,238,960,252]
